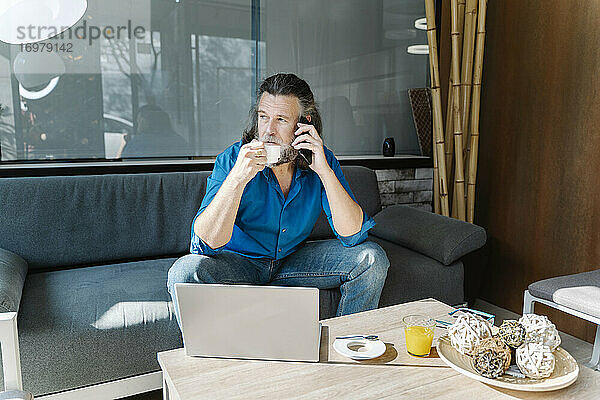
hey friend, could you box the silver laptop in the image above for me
[174,283,321,362]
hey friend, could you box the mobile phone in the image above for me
[297,115,313,165]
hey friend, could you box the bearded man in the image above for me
[167,73,389,328]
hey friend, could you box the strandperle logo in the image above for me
[16,19,146,46]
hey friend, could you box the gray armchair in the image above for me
[524,270,600,370]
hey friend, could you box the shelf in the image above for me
[0,155,431,177]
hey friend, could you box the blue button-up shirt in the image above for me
[190,140,375,259]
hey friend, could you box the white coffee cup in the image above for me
[263,143,281,165]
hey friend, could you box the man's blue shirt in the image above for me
[190,140,376,259]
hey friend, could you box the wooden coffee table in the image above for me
[157,298,600,399]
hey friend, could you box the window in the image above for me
[0,0,428,162]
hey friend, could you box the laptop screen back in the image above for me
[175,283,320,362]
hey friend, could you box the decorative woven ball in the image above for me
[497,320,526,349]
[448,313,493,355]
[470,337,512,379]
[516,342,556,379]
[518,314,561,351]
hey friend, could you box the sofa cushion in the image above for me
[4,256,341,396]
[1,167,379,271]
[370,236,464,307]
[319,289,341,320]
[10,258,183,396]
[308,166,381,240]
[370,205,486,265]
[528,270,600,319]
[0,172,209,271]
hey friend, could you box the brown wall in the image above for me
[473,1,600,342]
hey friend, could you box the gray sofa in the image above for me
[0,166,486,398]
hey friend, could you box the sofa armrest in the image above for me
[0,312,23,391]
[0,249,26,391]
[370,205,486,265]
[0,249,28,313]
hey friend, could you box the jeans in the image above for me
[167,239,390,329]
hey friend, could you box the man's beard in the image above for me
[257,134,299,166]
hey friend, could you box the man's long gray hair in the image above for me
[242,73,323,170]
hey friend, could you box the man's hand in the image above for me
[292,122,363,237]
[292,123,331,177]
[194,140,265,248]
[230,139,267,185]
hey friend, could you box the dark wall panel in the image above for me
[475,1,600,342]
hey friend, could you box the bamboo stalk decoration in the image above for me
[433,140,441,214]
[444,0,465,208]
[444,70,455,189]
[450,0,466,221]
[425,0,450,217]
[466,0,488,223]
[461,0,478,206]
[446,82,457,218]
[458,0,466,29]
[460,0,478,149]
[451,168,458,218]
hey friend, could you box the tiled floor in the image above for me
[124,298,597,400]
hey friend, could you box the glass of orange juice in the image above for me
[403,315,435,357]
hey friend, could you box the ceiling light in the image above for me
[0,0,88,44]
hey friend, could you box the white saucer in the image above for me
[333,336,386,360]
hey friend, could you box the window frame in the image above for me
[0,0,439,174]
